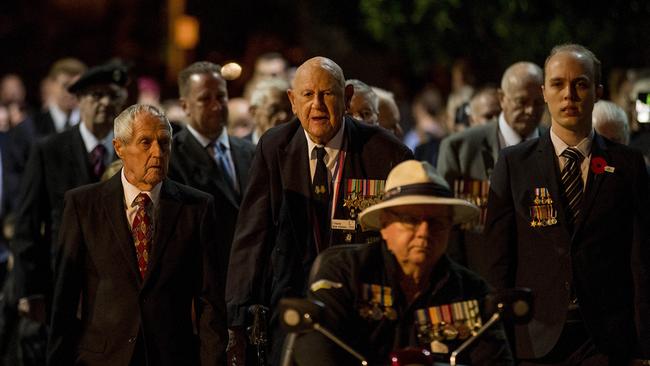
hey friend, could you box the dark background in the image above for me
[2,0,649,106]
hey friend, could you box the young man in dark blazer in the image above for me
[48,104,227,365]
[226,57,413,364]
[168,61,255,285]
[484,44,650,364]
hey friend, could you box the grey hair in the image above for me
[346,79,379,113]
[592,100,629,145]
[500,62,543,94]
[114,104,171,143]
[249,77,290,107]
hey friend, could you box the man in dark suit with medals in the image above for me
[484,44,650,364]
[436,62,546,277]
[226,56,412,364]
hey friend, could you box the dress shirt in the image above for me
[305,120,346,184]
[49,105,80,133]
[497,112,540,148]
[79,121,114,165]
[550,127,593,188]
[121,168,161,227]
[186,124,239,190]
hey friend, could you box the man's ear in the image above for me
[287,89,297,115]
[498,89,507,109]
[344,84,354,110]
[541,85,547,103]
[179,97,189,116]
[113,139,123,160]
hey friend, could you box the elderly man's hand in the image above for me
[17,296,47,324]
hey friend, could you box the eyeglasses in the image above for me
[384,210,452,231]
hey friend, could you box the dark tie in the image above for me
[131,193,153,279]
[90,144,107,180]
[560,147,584,225]
[312,147,330,250]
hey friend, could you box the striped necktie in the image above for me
[560,147,584,225]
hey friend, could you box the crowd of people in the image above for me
[0,43,647,366]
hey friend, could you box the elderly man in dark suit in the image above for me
[48,104,227,365]
[436,62,546,276]
[168,61,255,285]
[9,62,128,365]
[226,56,413,364]
[484,44,650,364]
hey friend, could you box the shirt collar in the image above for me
[304,118,346,161]
[550,127,593,158]
[78,121,114,155]
[49,104,79,131]
[186,124,229,149]
[120,167,162,208]
[498,112,540,147]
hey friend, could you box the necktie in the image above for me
[312,147,330,250]
[90,144,107,180]
[132,193,153,279]
[560,147,584,225]
[210,142,238,192]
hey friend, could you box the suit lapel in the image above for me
[144,179,183,285]
[68,127,91,184]
[178,130,239,208]
[536,132,573,243]
[278,123,313,253]
[229,136,252,196]
[573,133,609,237]
[482,121,500,179]
[102,174,142,284]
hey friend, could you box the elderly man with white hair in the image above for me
[592,100,630,145]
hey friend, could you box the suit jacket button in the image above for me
[128,337,137,343]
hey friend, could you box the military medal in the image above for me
[530,187,558,228]
[454,178,490,231]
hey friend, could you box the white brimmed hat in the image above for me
[358,160,479,231]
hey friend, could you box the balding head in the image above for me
[287,57,353,144]
[499,62,545,138]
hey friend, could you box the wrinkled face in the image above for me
[543,51,602,134]
[181,72,228,140]
[78,84,127,128]
[287,63,352,144]
[252,88,292,134]
[52,72,81,112]
[349,91,379,125]
[114,112,171,190]
[380,205,452,271]
[500,80,545,138]
[470,93,501,125]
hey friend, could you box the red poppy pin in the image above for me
[591,156,615,174]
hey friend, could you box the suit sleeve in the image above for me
[225,137,274,327]
[47,192,84,366]
[198,197,228,365]
[11,142,52,300]
[293,254,358,365]
[483,150,517,289]
[437,136,461,186]
[632,152,650,357]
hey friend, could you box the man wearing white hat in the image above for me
[293,160,513,365]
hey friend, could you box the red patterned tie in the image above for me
[131,193,152,279]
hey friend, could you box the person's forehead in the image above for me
[189,72,226,87]
[293,65,341,90]
[545,51,593,77]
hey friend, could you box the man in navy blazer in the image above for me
[484,44,649,363]
[226,57,412,364]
